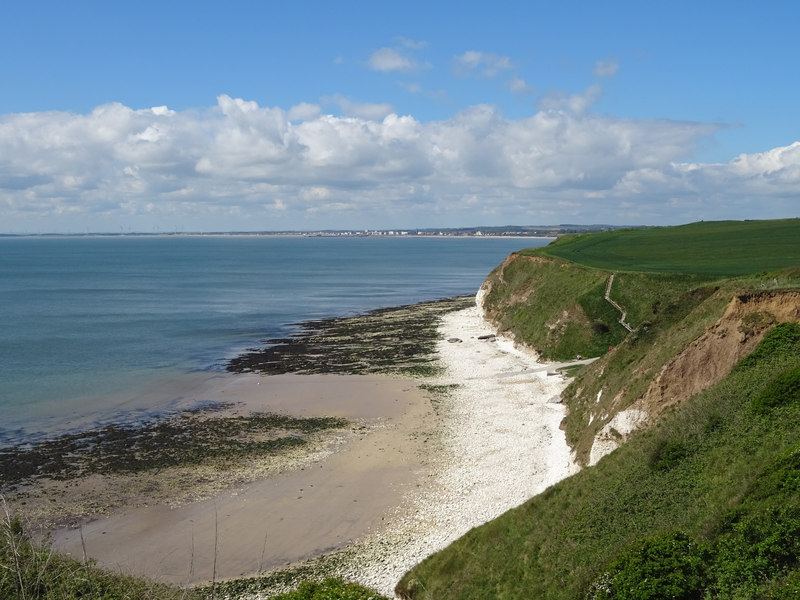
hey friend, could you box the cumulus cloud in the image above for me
[0,95,797,231]
[602,142,800,222]
[288,102,321,121]
[455,51,513,77]
[537,84,604,115]
[727,141,800,178]
[368,47,418,72]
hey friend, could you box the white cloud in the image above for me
[366,41,431,73]
[455,51,513,77]
[396,36,427,50]
[328,95,394,120]
[150,105,174,116]
[368,47,418,72]
[603,141,800,221]
[1,95,797,231]
[288,102,321,121]
[594,58,619,78]
[537,84,604,115]
[727,141,800,177]
[508,76,533,94]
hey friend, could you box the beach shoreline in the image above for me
[10,373,429,585]
[198,300,580,598]
[328,302,579,596]
[4,296,579,598]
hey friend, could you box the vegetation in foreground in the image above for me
[267,579,390,600]
[397,322,800,599]
[0,500,195,600]
[1,504,389,600]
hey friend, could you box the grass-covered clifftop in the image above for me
[398,218,800,599]
[479,218,800,463]
[481,218,800,362]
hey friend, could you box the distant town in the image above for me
[1,225,631,238]
[298,225,626,237]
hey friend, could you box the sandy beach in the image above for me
[45,298,579,597]
[49,373,434,584]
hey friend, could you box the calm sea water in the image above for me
[0,235,549,446]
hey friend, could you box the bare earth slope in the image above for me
[590,290,800,464]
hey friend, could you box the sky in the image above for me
[1,1,798,233]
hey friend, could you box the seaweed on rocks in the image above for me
[227,296,474,377]
[0,412,347,491]
[1,296,473,527]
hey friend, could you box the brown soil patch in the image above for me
[634,290,800,419]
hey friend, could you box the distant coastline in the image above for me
[0,223,630,239]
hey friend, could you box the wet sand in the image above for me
[49,372,434,585]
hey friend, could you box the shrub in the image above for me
[746,446,800,501]
[585,532,710,600]
[736,322,800,371]
[752,363,800,414]
[649,440,691,472]
[270,578,391,600]
[711,505,800,599]
[762,569,800,599]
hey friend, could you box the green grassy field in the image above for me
[532,219,800,275]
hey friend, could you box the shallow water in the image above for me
[0,235,549,445]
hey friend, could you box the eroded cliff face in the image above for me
[636,291,800,415]
[588,291,800,464]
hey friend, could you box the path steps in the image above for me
[605,274,634,332]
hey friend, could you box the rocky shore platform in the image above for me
[227,296,474,376]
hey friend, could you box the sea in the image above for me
[0,235,550,447]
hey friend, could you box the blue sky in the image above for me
[1,0,798,232]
